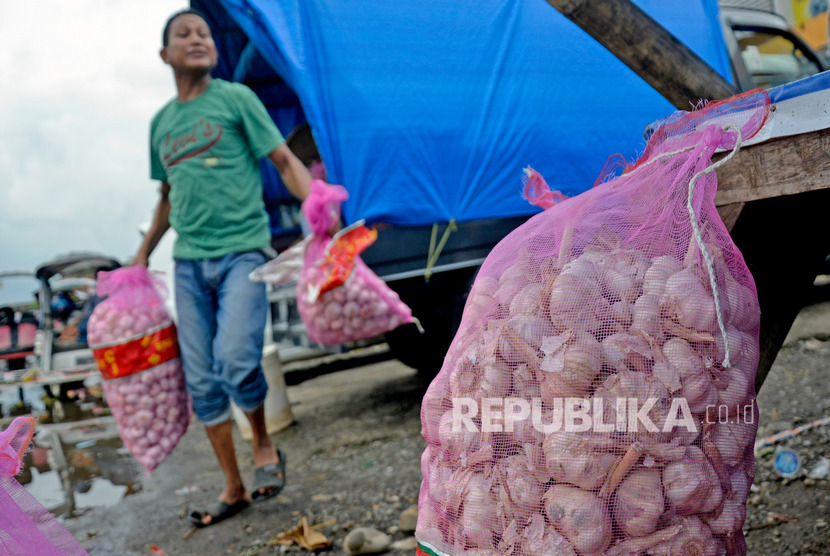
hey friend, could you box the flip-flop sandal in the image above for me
[188,499,250,528]
[252,449,286,502]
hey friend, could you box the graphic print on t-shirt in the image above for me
[162,118,224,169]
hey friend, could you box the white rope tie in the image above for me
[608,123,745,367]
[686,124,743,368]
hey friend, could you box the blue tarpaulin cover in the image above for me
[196,0,732,228]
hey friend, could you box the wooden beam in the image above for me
[713,127,830,390]
[544,0,739,109]
[714,126,830,205]
[715,201,745,232]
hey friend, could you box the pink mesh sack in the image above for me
[417,91,770,556]
[87,266,191,473]
[1,417,89,555]
[297,180,417,345]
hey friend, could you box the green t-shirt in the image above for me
[150,79,285,259]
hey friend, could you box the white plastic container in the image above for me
[231,344,294,440]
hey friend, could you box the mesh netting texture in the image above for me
[297,180,415,345]
[1,417,88,555]
[88,266,191,473]
[416,91,770,556]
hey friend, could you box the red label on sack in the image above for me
[92,324,179,380]
[319,225,377,294]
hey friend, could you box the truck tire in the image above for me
[384,266,478,376]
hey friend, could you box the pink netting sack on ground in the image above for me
[87,266,191,474]
[1,417,89,555]
[417,90,770,556]
[296,180,417,345]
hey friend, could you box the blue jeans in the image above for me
[174,250,269,426]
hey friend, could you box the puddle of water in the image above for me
[24,467,65,511]
[21,433,142,518]
[9,400,143,518]
[0,383,47,415]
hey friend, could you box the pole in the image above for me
[544,0,739,109]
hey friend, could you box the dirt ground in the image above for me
[62,295,830,556]
[62,350,429,556]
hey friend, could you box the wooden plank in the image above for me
[716,201,745,232]
[543,0,738,109]
[715,129,830,390]
[715,127,830,205]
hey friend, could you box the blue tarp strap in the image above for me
[425,218,457,281]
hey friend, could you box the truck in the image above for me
[190,0,827,375]
[719,2,827,89]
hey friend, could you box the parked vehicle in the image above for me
[191,0,828,373]
[33,252,121,376]
[720,4,828,89]
[1,253,121,381]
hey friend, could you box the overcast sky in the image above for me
[0,0,187,304]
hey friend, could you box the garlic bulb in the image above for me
[437,410,480,454]
[648,516,723,556]
[710,415,754,468]
[548,268,601,316]
[521,513,577,556]
[587,246,648,303]
[414,496,444,550]
[605,524,683,556]
[510,362,541,399]
[645,440,689,462]
[661,267,717,333]
[452,327,512,398]
[651,359,683,394]
[662,445,723,514]
[706,468,750,536]
[443,468,498,550]
[493,454,545,522]
[561,252,602,282]
[538,332,602,398]
[643,255,681,296]
[498,315,547,365]
[424,452,454,510]
[613,468,665,537]
[592,370,670,446]
[662,338,718,414]
[508,409,545,448]
[714,325,760,373]
[496,518,522,555]
[630,292,663,340]
[509,282,546,317]
[714,365,754,417]
[601,332,653,372]
[723,273,761,331]
[543,430,619,491]
[420,382,451,444]
[609,299,634,329]
[545,484,612,555]
[496,252,537,306]
[466,275,499,321]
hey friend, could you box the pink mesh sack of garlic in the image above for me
[416,90,770,556]
[87,266,191,473]
[296,179,418,346]
[1,417,89,555]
